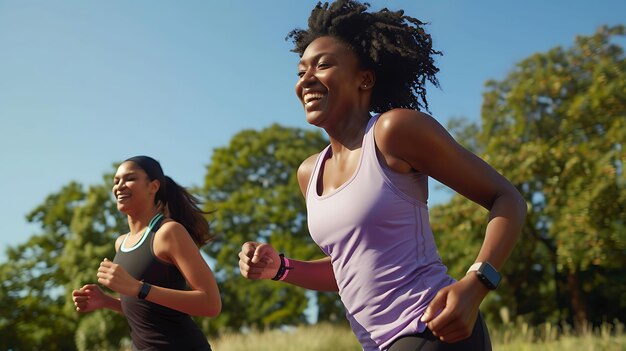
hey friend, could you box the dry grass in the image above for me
[211,323,361,351]
[492,320,626,351]
[210,321,626,351]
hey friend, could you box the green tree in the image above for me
[201,124,343,331]
[0,173,130,350]
[0,182,85,350]
[431,25,626,331]
[59,175,129,350]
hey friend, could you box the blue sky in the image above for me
[1,0,624,259]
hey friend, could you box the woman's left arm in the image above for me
[98,222,221,317]
[375,109,527,342]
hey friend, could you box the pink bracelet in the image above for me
[279,257,291,281]
[272,254,293,281]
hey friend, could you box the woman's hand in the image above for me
[97,258,141,297]
[72,284,108,313]
[238,242,281,280]
[420,275,489,343]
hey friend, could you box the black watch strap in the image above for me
[138,282,152,299]
[467,262,501,290]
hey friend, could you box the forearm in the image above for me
[423,191,526,332]
[103,294,123,313]
[143,286,221,317]
[281,257,338,292]
[475,190,527,270]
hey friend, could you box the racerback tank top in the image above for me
[306,115,455,351]
[113,214,211,350]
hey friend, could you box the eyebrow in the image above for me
[298,52,335,66]
[114,171,138,179]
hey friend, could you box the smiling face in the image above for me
[295,36,372,128]
[112,161,159,215]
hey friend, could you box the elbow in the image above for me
[490,186,528,228]
[508,188,528,241]
[209,301,221,318]
[202,297,221,318]
[513,188,528,221]
[501,183,527,219]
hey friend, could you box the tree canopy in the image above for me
[200,124,343,331]
[431,25,626,330]
[0,178,129,350]
[0,25,624,349]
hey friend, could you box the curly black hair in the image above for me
[287,0,441,113]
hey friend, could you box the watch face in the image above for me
[478,263,501,290]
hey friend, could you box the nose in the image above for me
[299,69,316,85]
[114,180,126,193]
[296,69,317,97]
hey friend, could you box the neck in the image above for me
[126,207,161,235]
[326,111,371,153]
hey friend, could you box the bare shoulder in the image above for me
[374,109,450,170]
[375,108,440,141]
[297,153,319,180]
[152,220,198,262]
[114,233,127,252]
[154,220,189,243]
[297,152,320,197]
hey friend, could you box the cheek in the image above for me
[295,82,303,101]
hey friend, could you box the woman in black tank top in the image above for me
[71,156,221,350]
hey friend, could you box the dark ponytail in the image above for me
[125,156,213,247]
[162,176,212,246]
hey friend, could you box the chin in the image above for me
[116,204,130,214]
[305,111,325,126]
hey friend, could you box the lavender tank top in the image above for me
[306,115,455,351]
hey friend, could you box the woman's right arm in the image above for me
[237,154,338,292]
[238,242,338,291]
[72,235,126,314]
[72,284,123,313]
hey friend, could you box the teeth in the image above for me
[304,93,324,104]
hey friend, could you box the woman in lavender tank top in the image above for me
[238,1,527,350]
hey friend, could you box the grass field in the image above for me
[210,321,626,351]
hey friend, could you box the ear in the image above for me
[360,70,375,90]
[149,179,160,195]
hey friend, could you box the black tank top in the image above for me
[113,214,211,351]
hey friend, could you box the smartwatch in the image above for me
[467,262,501,290]
[138,282,152,300]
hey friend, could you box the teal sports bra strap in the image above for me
[147,213,164,232]
[120,213,165,252]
